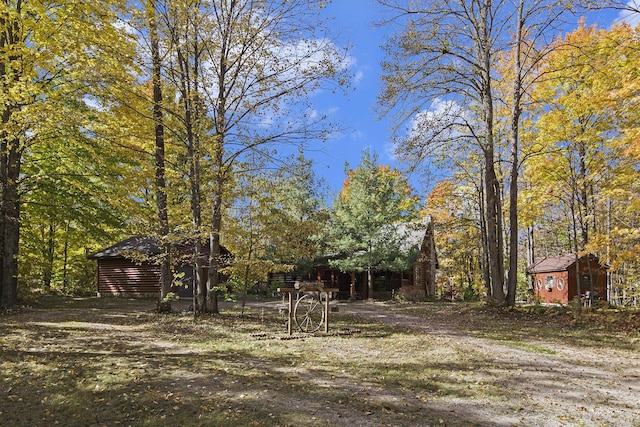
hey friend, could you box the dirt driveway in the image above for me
[333,301,640,426]
[1,297,638,427]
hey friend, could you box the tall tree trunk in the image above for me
[43,222,55,290]
[425,220,436,297]
[571,201,581,313]
[207,187,222,314]
[506,0,524,307]
[479,171,491,296]
[189,153,204,315]
[170,11,206,314]
[0,141,21,308]
[205,115,225,315]
[506,116,520,306]
[148,0,172,313]
[480,3,505,304]
[526,225,535,265]
[578,143,589,248]
[62,219,69,289]
[484,149,505,303]
[496,171,506,291]
[187,101,204,315]
[207,12,232,315]
[174,15,212,315]
[0,10,22,307]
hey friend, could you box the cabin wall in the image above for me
[533,271,570,304]
[92,237,221,298]
[269,224,437,300]
[97,259,161,296]
[567,258,607,301]
[422,221,437,297]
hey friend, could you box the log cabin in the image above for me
[89,236,228,298]
[269,219,437,300]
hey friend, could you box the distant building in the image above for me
[89,236,228,298]
[270,219,437,300]
[526,254,607,305]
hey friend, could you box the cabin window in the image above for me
[536,279,542,290]
[557,278,565,291]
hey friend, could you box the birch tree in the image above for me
[157,0,350,313]
[377,0,508,302]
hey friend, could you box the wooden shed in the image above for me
[89,236,225,298]
[526,254,607,305]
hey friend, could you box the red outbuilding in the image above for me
[526,254,607,305]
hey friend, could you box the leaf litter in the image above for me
[0,297,638,426]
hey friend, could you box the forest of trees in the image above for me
[1,0,639,309]
[378,0,640,306]
[0,0,350,310]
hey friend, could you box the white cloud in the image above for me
[258,112,275,129]
[388,98,467,162]
[113,18,137,36]
[384,138,397,160]
[271,38,354,84]
[354,70,364,85]
[407,98,465,141]
[306,108,320,122]
[618,1,640,27]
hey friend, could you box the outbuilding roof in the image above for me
[526,254,604,274]
[88,236,161,259]
[314,217,434,265]
[89,235,229,263]
[383,218,431,251]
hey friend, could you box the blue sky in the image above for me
[308,1,633,202]
[308,0,395,199]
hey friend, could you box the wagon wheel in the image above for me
[294,294,325,332]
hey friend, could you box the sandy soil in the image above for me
[1,297,638,426]
[336,301,640,427]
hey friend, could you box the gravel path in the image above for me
[3,297,636,426]
[337,301,640,427]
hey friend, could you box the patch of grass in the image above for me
[495,339,556,354]
[383,300,640,349]
[1,297,638,427]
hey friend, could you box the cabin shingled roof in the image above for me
[88,236,161,259]
[381,217,432,251]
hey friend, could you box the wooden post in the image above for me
[279,285,338,335]
[350,271,356,299]
[287,291,293,335]
[324,291,329,333]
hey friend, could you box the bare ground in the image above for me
[338,302,640,427]
[0,297,638,427]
